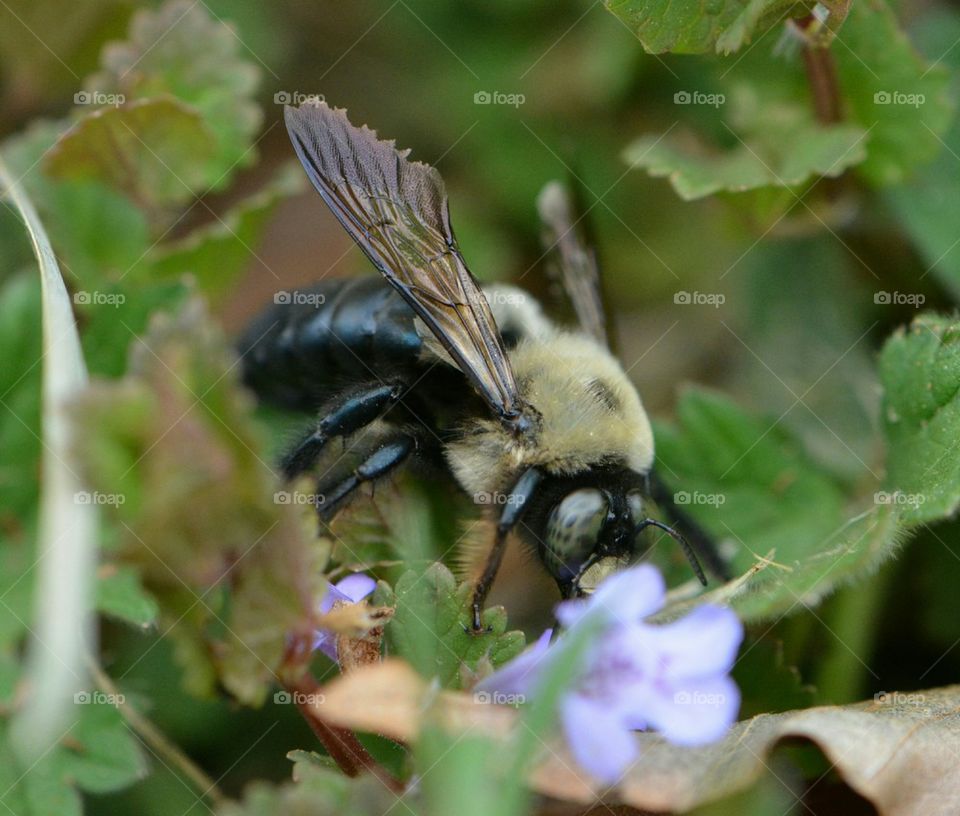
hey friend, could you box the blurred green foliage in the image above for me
[1,0,959,813]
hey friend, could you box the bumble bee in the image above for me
[239,101,726,630]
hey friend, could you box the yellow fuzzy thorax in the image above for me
[445,332,654,497]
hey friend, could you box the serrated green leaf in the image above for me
[95,564,159,627]
[60,702,148,794]
[660,504,902,622]
[0,703,146,812]
[604,0,813,54]
[654,389,848,573]
[716,0,850,54]
[72,298,322,705]
[879,314,960,525]
[3,121,153,288]
[217,760,394,816]
[837,0,955,186]
[84,0,262,189]
[388,563,524,688]
[44,97,216,209]
[625,92,867,200]
[2,746,82,816]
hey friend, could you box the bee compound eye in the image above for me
[543,488,608,581]
[627,490,645,525]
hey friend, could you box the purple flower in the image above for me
[313,573,377,661]
[477,564,743,783]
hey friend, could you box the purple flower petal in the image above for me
[561,693,638,784]
[556,564,665,628]
[642,605,743,681]
[639,675,740,746]
[336,573,377,603]
[313,572,376,661]
[318,584,349,615]
[312,630,338,661]
[470,563,743,781]
[475,629,553,697]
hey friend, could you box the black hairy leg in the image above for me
[281,383,404,480]
[315,434,418,519]
[470,466,544,633]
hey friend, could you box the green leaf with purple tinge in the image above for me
[83,0,262,189]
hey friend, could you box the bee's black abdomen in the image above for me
[238,277,423,411]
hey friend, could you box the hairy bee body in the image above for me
[241,278,653,485]
[242,274,663,589]
[241,100,724,625]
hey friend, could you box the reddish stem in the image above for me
[796,14,842,125]
[286,672,406,794]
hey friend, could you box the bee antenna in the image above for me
[634,518,707,586]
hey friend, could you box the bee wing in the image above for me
[285,102,526,423]
[536,180,611,349]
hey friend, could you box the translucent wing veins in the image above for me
[284,101,532,428]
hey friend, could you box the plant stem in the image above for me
[813,563,894,704]
[802,44,841,125]
[89,660,229,807]
[797,13,842,125]
[286,672,406,794]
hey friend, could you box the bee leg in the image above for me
[315,435,417,519]
[281,383,404,480]
[646,471,731,581]
[469,466,544,634]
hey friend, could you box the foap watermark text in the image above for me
[674,291,725,308]
[474,91,525,108]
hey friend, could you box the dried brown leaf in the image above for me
[313,660,960,814]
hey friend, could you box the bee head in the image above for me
[538,483,648,595]
[530,470,705,598]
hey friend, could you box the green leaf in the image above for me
[84,0,262,189]
[72,298,322,705]
[885,9,960,297]
[716,0,849,54]
[217,759,394,816]
[387,563,525,688]
[0,703,145,813]
[624,90,867,200]
[731,239,882,483]
[0,731,82,816]
[0,649,19,707]
[59,702,147,794]
[836,0,955,186]
[44,97,217,209]
[80,279,188,378]
[660,504,902,622]
[0,273,42,518]
[654,388,848,574]
[879,314,960,525]
[95,564,159,627]
[2,121,152,289]
[603,0,813,54]
[147,164,303,299]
